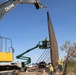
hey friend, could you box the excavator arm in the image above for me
[0,0,46,19]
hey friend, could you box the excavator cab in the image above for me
[0,36,14,62]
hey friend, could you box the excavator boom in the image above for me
[0,0,45,19]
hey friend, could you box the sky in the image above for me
[0,0,76,63]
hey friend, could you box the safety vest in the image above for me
[58,59,63,65]
[61,61,63,66]
[50,66,54,72]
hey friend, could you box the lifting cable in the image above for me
[40,49,50,62]
[42,49,49,61]
[36,49,50,63]
[44,50,51,63]
[43,49,50,61]
[36,49,47,63]
[39,50,48,62]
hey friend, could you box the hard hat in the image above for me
[59,58,61,60]
[50,64,52,66]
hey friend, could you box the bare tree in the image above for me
[61,41,76,75]
[60,41,76,60]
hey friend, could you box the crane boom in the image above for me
[16,39,50,65]
[16,44,39,65]
[0,0,45,19]
[16,44,39,59]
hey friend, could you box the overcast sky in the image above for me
[0,0,76,63]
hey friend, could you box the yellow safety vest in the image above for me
[61,61,63,66]
[58,59,63,65]
[50,66,54,72]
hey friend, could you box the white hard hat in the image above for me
[59,58,61,60]
[50,64,52,66]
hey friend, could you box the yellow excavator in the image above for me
[0,0,46,72]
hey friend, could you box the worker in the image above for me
[58,58,63,72]
[43,37,48,48]
[45,37,48,41]
[49,64,54,75]
[61,59,63,69]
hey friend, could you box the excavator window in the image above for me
[0,36,14,62]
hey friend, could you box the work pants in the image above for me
[58,65,63,71]
[50,71,53,75]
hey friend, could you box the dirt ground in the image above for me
[17,71,49,75]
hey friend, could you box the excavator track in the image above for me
[0,65,21,71]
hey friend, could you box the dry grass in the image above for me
[66,60,76,74]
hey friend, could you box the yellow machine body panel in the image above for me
[0,52,13,62]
